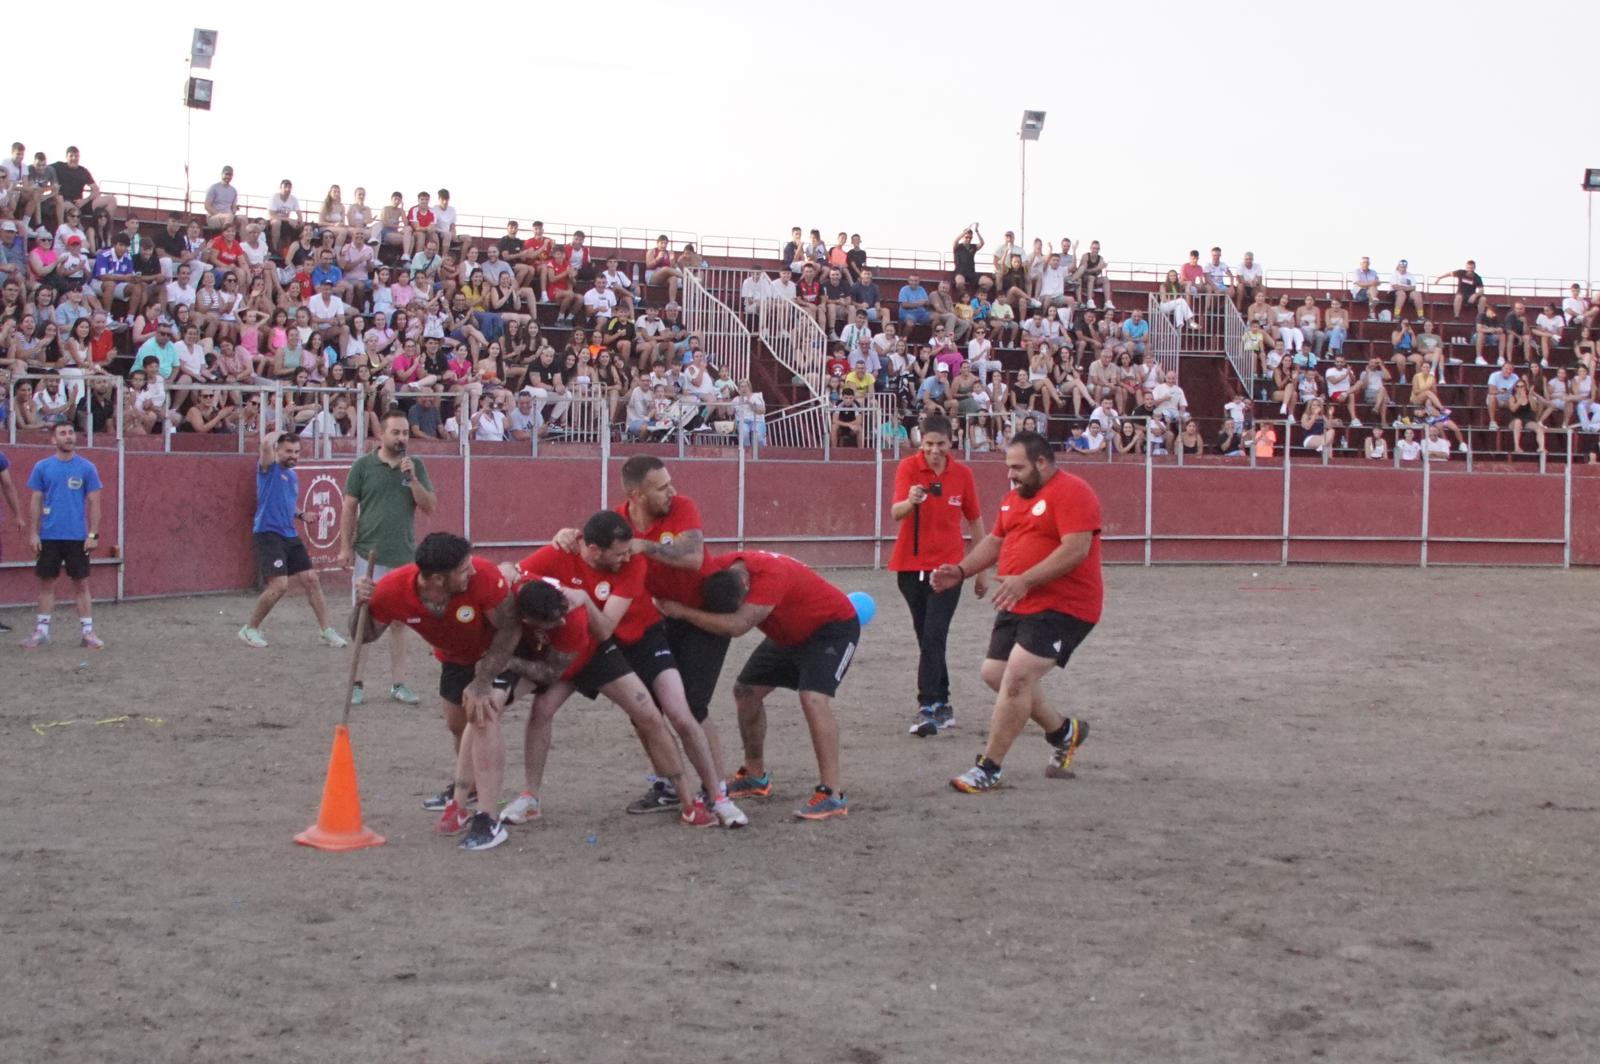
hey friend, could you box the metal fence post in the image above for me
[873,420,884,570]
[599,408,611,511]
[1563,428,1574,569]
[115,386,126,602]
[1420,440,1431,568]
[1143,417,1153,567]
[1281,419,1292,566]
[737,432,747,550]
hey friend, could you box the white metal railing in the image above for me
[756,295,829,397]
[762,397,829,449]
[679,269,752,386]
[1220,297,1250,392]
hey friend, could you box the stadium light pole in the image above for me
[1585,169,1600,295]
[1019,111,1046,252]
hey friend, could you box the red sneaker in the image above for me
[679,797,716,828]
[434,799,471,834]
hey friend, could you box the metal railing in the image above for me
[756,294,829,397]
[1220,296,1250,393]
[762,396,830,449]
[679,268,752,386]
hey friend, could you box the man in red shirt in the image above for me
[515,511,720,828]
[355,532,519,851]
[658,550,859,821]
[204,221,245,288]
[511,219,556,299]
[889,414,989,737]
[931,431,1101,793]
[547,230,590,325]
[402,190,436,259]
[551,476,748,826]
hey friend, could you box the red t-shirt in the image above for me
[517,545,651,645]
[407,206,436,230]
[713,550,855,647]
[618,495,714,607]
[511,574,595,681]
[991,470,1103,622]
[889,453,981,571]
[89,330,116,366]
[209,235,243,266]
[366,557,509,665]
[522,236,554,262]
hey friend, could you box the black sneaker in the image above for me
[0,620,11,633]
[932,703,956,731]
[458,811,508,852]
[626,779,680,814]
[422,782,478,811]
[908,706,939,737]
[1046,719,1090,778]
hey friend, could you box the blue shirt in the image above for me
[898,284,929,308]
[137,336,179,378]
[93,248,133,280]
[310,263,344,289]
[254,462,300,537]
[27,454,102,540]
[1122,318,1150,341]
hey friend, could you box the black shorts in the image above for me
[735,617,860,698]
[664,617,731,722]
[36,539,91,581]
[254,531,313,582]
[438,659,516,706]
[619,622,678,690]
[572,639,634,700]
[986,609,1095,669]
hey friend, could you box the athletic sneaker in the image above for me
[727,767,772,799]
[951,756,1002,793]
[81,631,105,650]
[932,703,956,731]
[794,787,848,820]
[908,706,939,737]
[680,797,717,827]
[0,620,10,633]
[626,779,679,815]
[435,799,472,835]
[1045,719,1090,779]
[711,793,749,828]
[422,782,478,812]
[19,629,48,648]
[319,627,349,648]
[459,811,508,851]
[390,684,420,705]
[501,792,541,825]
[238,626,268,649]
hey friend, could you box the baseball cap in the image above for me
[66,235,83,246]
[0,221,15,232]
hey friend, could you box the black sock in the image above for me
[815,784,833,797]
[1045,719,1075,748]
[979,757,1002,776]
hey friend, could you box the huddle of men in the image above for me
[350,455,862,851]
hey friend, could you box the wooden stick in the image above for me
[341,553,378,727]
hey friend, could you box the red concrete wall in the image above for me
[3,446,1598,607]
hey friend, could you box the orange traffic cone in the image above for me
[294,724,385,851]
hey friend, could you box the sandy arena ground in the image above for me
[3,565,1598,1064]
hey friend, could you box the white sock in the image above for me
[36,614,50,632]
[81,617,94,633]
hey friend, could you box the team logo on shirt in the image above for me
[595,581,611,601]
[948,494,963,507]
[67,476,84,490]
[659,532,674,545]
[1031,500,1048,517]
[455,605,476,623]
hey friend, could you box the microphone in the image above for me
[396,441,412,485]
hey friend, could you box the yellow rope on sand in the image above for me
[31,716,166,736]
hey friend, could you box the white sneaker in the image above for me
[238,626,268,648]
[319,627,349,648]
[1459,442,1469,452]
[1474,356,1488,366]
[501,791,541,825]
[1349,418,1363,427]
[712,794,749,829]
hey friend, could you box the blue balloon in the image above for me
[848,591,876,626]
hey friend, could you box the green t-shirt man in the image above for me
[343,448,433,568]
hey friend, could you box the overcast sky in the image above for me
[12,2,1598,285]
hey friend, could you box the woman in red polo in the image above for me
[889,413,988,736]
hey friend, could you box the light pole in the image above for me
[1585,169,1600,296]
[1018,110,1045,251]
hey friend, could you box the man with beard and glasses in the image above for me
[929,431,1103,793]
[238,432,347,649]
